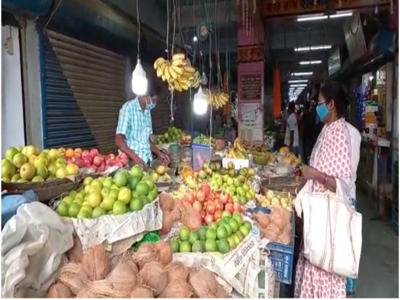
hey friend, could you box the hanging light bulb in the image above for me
[193,87,208,115]
[131,58,148,96]
[201,72,208,85]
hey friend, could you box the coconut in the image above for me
[215,284,228,298]
[158,212,174,236]
[138,261,168,296]
[166,261,189,283]
[160,280,194,298]
[154,240,173,266]
[132,243,158,269]
[59,262,89,295]
[47,283,72,298]
[81,244,111,281]
[111,253,139,273]
[188,267,219,298]
[130,284,154,298]
[180,204,201,230]
[67,234,83,263]
[159,193,175,212]
[107,261,138,294]
[78,279,129,298]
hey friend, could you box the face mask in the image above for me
[145,98,156,110]
[316,103,329,120]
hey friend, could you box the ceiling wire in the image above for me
[135,0,141,57]
[44,0,64,29]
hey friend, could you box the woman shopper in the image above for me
[294,81,361,298]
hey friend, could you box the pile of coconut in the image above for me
[47,239,227,298]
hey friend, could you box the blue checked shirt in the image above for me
[116,98,153,163]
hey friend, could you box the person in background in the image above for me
[284,102,299,154]
[294,81,361,298]
[115,89,170,167]
[301,102,315,163]
[209,110,222,136]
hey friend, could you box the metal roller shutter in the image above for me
[38,28,126,153]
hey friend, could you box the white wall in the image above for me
[2,25,25,155]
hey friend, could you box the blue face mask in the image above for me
[316,103,329,120]
[145,98,157,110]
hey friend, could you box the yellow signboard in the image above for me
[262,0,390,17]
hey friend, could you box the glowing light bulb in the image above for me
[193,87,208,115]
[131,59,148,96]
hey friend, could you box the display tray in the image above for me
[261,176,305,193]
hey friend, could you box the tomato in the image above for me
[233,202,242,212]
[186,192,195,204]
[196,190,206,202]
[193,201,202,212]
[214,210,222,221]
[207,202,216,214]
[225,203,234,213]
[219,192,230,204]
[204,214,214,224]
[201,184,211,197]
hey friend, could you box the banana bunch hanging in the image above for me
[203,88,230,109]
[153,54,201,92]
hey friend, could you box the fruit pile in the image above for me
[278,146,301,166]
[256,189,293,211]
[154,126,183,144]
[50,241,227,298]
[149,165,172,183]
[62,148,129,173]
[182,162,256,205]
[178,185,246,225]
[2,146,78,183]
[56,165,158,218]
[193,134,214,146]
[169,212,252,254]
[203,89,230,109]
[153,54,201,92]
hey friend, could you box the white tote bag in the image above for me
[296,188,362,279]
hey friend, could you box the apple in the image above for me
[74,158,84,168]
[82,150,90,159]
[90,148,99,157]
[201,184,211,197]
[233,202,242,212]
[75,152,82,159]
[206,202,216,214]
[220,192,230,204]
[109,153,116,160]
[196,190,206,202]
[204,214,214,224]
[200,210,206,223]
[93,155,104,167]
[83,158,92,167]
[214,210,222,221]
[225,203,234,213]
[193,201,202,212]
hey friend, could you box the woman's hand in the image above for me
[301,164,321,181]
[157,152,170,166]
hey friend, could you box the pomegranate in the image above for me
[225,203,234,213]
[219,192,229,204]
[193,201,202,212]
[186,192,195,204]
[233,202,242,212]
[200,210,206,222]
[214,210,222,221]
[206,202,216,215]
[204,214,214,224]
[196,190,206,202]
[201,184,211,197]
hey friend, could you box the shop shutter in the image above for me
[38,29,125,153]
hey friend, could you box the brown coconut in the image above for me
[46,283,72,298]
[78,279,129,298]
[154,240,173,266]
[66,235,83,263]
[107,261,138,294]
[188,267,219,298]
[138,261,168,297]
[158,212,174,236]
[132,243,158,269]
[180,204,201,230]
[130,284,154,298]
[166,261,189,283]
[160,280,194,298]
[81,244,111,281]
[58,262,89,295]
[159,193,175,212]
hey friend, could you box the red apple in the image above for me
[119,152,127,159]
[74,158,84,168]
[214,201,222,211]
[83,158,92,167]
[109,153,116,160]
[193,201,202,212]
[196,190,206,202]
[93,155,103,167]
[82,150,90,159]
[220,192,230,204]
[200,210,206,223]
[233,202,242,212]
[204,214,214,224]
[225,203,234,214]
[97,163,105,172]
[201,184,211,197]
[206,202,216,214]
[90,148,99,158]
[214,210,222,221]
[74,152,82,159]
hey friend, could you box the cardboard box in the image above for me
[222,157,252,169]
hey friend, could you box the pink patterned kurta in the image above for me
[294,118,352,298]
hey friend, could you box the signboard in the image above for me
[238,103,264,143]
[239,74,262,101]
[262,0,390,17]
[238,45,264,62]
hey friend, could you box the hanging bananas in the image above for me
[153,54,201,92]
[227,138,249,159]
[202,89,230,109]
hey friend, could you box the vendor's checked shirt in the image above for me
[116,97,153,163]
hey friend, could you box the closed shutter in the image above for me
[38,29,125,153]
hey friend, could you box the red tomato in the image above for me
[225,203,234,213]
[214,210,222,221]
[219,192,230,204]
[204,214,214,224]
[196,190,206,202]
[207,202,216,214]
[193,201,202,212]
[233,202,242,212]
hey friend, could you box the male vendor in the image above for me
[115,89,170,167]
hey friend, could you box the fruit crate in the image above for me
[392,206,398,234]
[247,206,295,285]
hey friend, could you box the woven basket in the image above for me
[2,177,81,204]
[261,176,305,194]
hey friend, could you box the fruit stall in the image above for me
[1,137,302,298]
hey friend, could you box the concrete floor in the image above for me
[354,193,398,298]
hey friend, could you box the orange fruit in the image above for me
[65,148,74,158]
[74,148,82,153]
[58,147,66,154]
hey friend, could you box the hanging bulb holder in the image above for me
[201,72,208,85]
[193,87,208,115]
[131,58,148,96]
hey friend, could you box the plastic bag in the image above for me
[1,191,38,229]
[1,202,74,298]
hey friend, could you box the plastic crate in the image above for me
[246,206,295,285]
[192,143,212,171]
[392,206,398,234]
